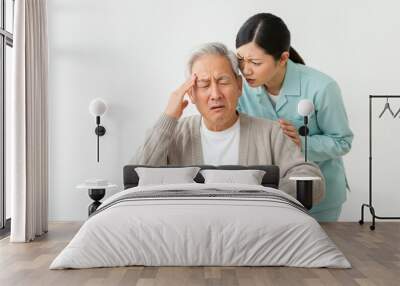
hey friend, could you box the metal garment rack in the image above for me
[359,95,400,230]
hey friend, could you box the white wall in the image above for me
[47,0,400,221]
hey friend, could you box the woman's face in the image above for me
[236,42,286,88]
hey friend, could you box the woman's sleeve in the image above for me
[301,81,354,162]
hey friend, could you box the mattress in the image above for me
[50,183,350,269]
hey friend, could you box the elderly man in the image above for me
[131,42,325,203]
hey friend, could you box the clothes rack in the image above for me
[359,95,400,230]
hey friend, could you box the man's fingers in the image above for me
[184,76,196,90]
[178,75,197,95]
[182,100,189,109]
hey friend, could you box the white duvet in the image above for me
[50,183,350,269]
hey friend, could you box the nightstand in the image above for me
[76,182,117,216]
[289,176,321,210]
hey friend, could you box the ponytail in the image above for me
[289,47,305,65]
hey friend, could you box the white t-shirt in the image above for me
[200,118,240,165]
[268,92,281,107]
[263,86,281,107]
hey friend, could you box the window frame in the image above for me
[0,0,14,234]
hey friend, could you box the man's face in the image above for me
[190,54,242,128]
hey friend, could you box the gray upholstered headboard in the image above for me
[123,165,280,189]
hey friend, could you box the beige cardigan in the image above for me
[131,113,325,204]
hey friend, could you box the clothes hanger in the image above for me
[378,97,395,118]
[393,105,400,118]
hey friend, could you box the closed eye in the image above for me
[196,80,210,88]
[217,76,232,85]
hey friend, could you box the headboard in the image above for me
[123,165,280,189]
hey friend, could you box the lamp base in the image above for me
[296,180,313,210]
[88,188,106,216]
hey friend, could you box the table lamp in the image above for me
[291,99,319,210]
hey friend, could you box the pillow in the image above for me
[200,169,266,185]
[135,167,201,186]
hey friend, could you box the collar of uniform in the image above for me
[280,59,301,97]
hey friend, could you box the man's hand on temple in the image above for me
[165,74,197,119]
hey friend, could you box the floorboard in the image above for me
[0,222,399,286]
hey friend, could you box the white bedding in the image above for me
[50,183,350,269]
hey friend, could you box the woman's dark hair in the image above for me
[236,13,305,65]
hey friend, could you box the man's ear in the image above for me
[188,88,196,104]
[237,75,243,97]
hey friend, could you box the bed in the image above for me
[50,165,350,269]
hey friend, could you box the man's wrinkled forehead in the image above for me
[191,55,236,80]
[196,73,232,82]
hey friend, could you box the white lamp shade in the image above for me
[297,99,314,116]
[89,98,108,116]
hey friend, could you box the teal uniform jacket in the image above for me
[237,59,353,212]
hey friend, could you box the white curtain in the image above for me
[9,0,48,242]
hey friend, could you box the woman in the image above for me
[236,13,353,221]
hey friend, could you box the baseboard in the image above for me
[0,218,11,239]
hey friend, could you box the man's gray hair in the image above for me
[187,42,239,77]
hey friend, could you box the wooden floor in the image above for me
[0,222,399,286]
